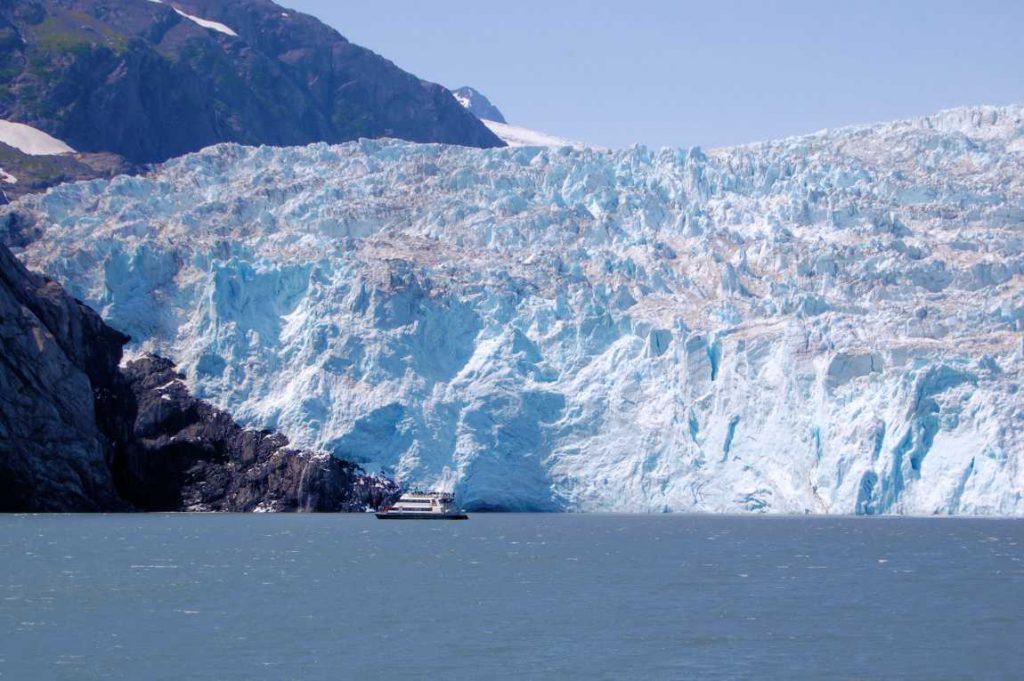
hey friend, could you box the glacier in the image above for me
[3,105,1023,514]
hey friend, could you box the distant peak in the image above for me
[453,87,507,124]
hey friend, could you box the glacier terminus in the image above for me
[3,105,1023,514]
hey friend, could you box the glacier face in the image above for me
[3,105,1024,514]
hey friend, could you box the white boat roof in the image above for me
[399,491,454,499]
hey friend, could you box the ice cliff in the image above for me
[4,105,1023,514]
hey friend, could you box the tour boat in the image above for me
[375,491,467,520]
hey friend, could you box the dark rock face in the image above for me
[0,242,126,511]
[113,355,399,512]
[0,0,504,166]
[0,242,399,511]
[453,86,507,124]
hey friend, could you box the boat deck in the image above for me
[375,512,468,520]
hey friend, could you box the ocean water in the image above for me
[0,514,1021,681]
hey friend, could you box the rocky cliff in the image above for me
[0,239,126,510]
[0,242,397,511]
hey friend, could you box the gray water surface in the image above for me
[1,514,1022,680]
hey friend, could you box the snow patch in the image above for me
[147,0,237,37]
[0,168,16,184]
[483,119,588,149]
[0,119,74,156]
[174,9,237,37]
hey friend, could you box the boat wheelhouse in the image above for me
[375,491,467,520]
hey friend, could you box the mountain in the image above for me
[453,85,587,148]
[0,0,503,169]
[453,86,507,124]
[4,105,1024,514]
[0,240,397,511]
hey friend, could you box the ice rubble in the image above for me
[4,104,1024,514]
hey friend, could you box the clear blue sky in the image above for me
[282,0,1024,149]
